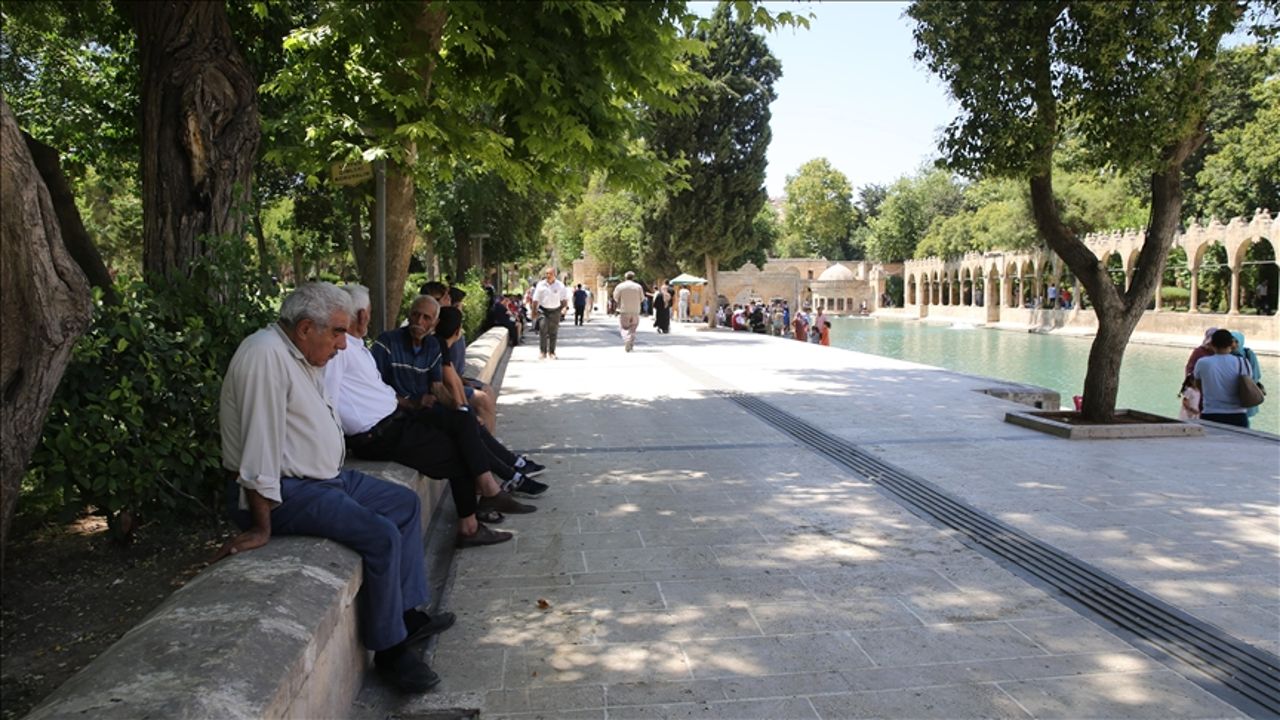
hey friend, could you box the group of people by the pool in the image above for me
[216,280,550,693]
[1178,327,1265,427]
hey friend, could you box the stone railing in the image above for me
[24,327,512,720]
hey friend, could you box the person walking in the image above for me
[532,267,568,359]
[677,285,691,322]
[653,282,671,334]
[572,283,588,326]
[613,271,645,352]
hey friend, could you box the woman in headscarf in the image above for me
[1184,327,1219,378]
[1230,330,1264,419]
[652,281,671,334]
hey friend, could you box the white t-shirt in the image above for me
[679,287,690,304]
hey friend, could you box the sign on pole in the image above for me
[329,161,373,187]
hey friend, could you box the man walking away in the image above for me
[572,283,588,326]
[532,267,568,359]
[613,271,644,352]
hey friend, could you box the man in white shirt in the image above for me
[612,271,645,352]
[678,286,691,322]
[217,282,449,693]
[323,285,534,549]
[531,267,569,359]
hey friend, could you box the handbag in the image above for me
[1238,357,1266,408]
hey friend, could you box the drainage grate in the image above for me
[723,391,1280,718]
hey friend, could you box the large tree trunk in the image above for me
[126,0,259,280]
[0,96,92,560]
[380,159,418,331]
[22,132,117,304]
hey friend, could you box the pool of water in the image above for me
[829,317,1279,435]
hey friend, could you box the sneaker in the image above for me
[510,473,549,498]
[374,646,441,693]
[517,456,547,477]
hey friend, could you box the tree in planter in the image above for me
[645,1,788,326]
[909,0,1259,421]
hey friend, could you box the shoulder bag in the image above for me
[1238,357,1266,408]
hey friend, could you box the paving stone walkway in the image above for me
[389,317,1278,719]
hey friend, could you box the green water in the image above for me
[829,317,1280,435]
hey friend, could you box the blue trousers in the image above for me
[228,470,428,651]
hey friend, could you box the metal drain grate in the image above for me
[723,391,1280,718]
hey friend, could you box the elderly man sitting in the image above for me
[373,295,549,498]
[324,284,533,547]
[217,282,451,693]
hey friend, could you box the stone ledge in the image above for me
[25,329,509,720]
[26,464,448,720]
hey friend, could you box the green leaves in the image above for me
[781,158,856,260]
[25,235,280,524]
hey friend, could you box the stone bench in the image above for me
[25,328,511,719]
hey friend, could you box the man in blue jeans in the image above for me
[216,282,453,693]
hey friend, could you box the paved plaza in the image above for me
[389,318,1279,719]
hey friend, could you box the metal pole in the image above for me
[374,158,387,331]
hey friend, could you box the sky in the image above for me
[750,2,958,199]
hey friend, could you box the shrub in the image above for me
[26,237,280,536]
[1159,285,1190,309]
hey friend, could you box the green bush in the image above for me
[26,238,280,535]
[1160,285,1190,308]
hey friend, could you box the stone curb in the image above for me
[24,329,511,720]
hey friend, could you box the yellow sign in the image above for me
[329,162,373,186]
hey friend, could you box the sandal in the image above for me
[476,508,504,524]
[456,523,513,548]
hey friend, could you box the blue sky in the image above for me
[751,2,957,198]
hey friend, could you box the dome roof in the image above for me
[817,263,855,282]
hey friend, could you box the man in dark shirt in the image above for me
[572,284,588,326]
[372,296,548,497]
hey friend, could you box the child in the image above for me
[1178,374,1201,421]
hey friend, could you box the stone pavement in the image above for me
[385,317,1279,719]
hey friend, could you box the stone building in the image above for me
[715,258,898,314]
[897,209,1277,342]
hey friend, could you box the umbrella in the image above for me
[669,273,707,285]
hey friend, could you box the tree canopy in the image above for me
[779,157,857,260]
[644,1,785,321]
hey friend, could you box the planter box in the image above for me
[1005,409,1204,439]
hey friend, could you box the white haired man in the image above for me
[217,282,451,693]
[324,285,536,544]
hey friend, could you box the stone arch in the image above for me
[906,273,918,305]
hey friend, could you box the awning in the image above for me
[669,273,707,285]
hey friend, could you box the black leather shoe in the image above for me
[374,647,441,693]
[404,609,456,645]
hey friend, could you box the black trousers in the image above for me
[347,408,491,518]
[574,306,585,325]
